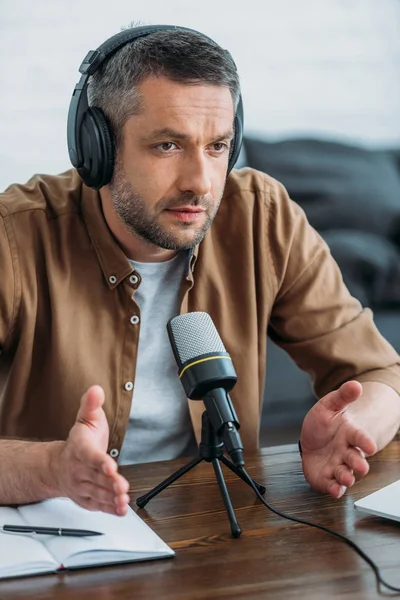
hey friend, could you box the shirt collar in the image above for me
[186,245,199,277]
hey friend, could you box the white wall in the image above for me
[1,0,399,190]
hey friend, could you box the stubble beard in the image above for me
[109,163,223,251]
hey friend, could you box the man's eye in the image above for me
[212,142,229,153]
[156,142,177,152]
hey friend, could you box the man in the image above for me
[1,26,400,517]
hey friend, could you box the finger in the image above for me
[80,474,130,504]
[76,442,119,477]
[112,473,130,496]
[334,464,355,488]
[72,443,128,493]
[74,496,120,515]
[114,493,131,516]
[78,468,130,496]
[77,482,130,510]
[77,482,116,505]
[327,480,347,500]
[110,502,129,516]
[73,466,130,505]
[343,447,370,477]
[347,428,377,457]
[321,380,363,413]
[76,385,105,427]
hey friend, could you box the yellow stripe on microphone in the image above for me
[179,355,232,379]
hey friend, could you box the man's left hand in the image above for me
[300,381,377,499]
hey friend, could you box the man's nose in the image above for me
[177,152,212,197]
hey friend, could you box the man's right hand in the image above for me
[52,385,130,516]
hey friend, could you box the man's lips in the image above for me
[166,206,206,213]
[164,206,206,222]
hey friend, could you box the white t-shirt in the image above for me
[118,252,197,465]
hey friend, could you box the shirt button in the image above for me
[124,381,133,391]
[110,448,119,458]
[130,315,140,325]
[129,274,139,285]
[109,275,117,284]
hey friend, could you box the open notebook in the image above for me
[0,497,174,579]
[354,479,400,522]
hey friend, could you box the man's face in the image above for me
[108,76,235,251]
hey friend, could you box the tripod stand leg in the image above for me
[211,458,241,538]
[136,456,203,508]
[219,454,266,495]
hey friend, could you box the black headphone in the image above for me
[67,25,244,190]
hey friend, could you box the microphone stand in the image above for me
[136,411,266,538]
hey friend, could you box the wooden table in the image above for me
[2,440,400,600]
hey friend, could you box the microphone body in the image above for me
[203,389,244,467]
[167,312,245,466]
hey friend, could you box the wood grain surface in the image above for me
[1,439,400,600]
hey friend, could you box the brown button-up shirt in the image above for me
[1,168,399,455]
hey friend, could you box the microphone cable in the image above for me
[239,466,400,593]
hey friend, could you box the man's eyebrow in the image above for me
[213,130,235,142]
[143,128,235,142]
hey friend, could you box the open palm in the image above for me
[56,386,130,514]
[300,381,377,499]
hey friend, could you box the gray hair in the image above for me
[88,28,240,149]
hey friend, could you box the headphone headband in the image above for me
[67,25,244,189]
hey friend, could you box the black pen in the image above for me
[1,525,103,537]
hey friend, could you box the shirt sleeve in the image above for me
[265,177,400,399]
[0,213,18,351]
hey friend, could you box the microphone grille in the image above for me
[168,312,227,364]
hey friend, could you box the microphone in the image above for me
[167,311,244,467]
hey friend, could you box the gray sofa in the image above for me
[239,138,400,445]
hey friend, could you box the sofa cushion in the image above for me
[322,230,400,309]
[243,137,400,242]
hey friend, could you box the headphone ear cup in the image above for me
[228,95,244,175]
[77,107,115,189]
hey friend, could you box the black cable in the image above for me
[239,466,400,593]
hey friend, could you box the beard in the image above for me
[109,161,223,251]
